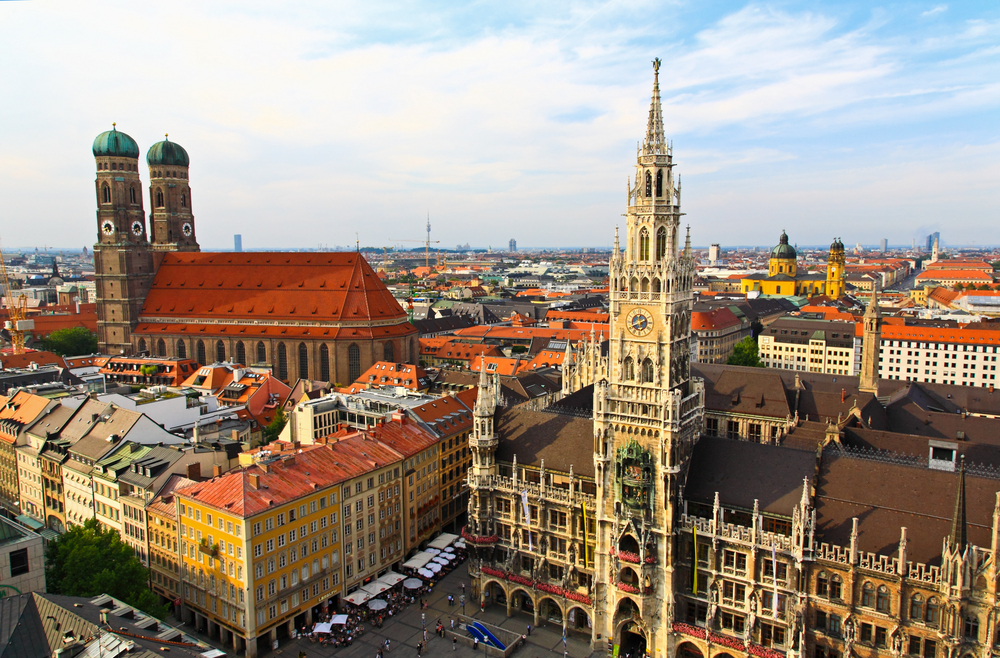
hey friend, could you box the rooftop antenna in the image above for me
[356,233,359,252]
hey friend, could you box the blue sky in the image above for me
[0,1,997,250]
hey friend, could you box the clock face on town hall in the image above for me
[626,308,654,337]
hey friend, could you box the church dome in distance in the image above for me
[830,238,844,252]
[771,231,796,259]
[92,125,140,158]
[146,136,190,167]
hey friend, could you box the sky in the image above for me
[0,1,998,251]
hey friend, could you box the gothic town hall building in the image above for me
[464,60,1000,658]
[91,128,417,383]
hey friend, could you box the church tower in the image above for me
[146,136,200,252]
[593,59,705,655]
[826,238,846,298]
[858,287,882,393]
[466,366,499,555]
[92,125,155,355]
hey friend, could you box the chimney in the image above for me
[283,455,295,467]
[186,463,201,480]
[260,462,271,474]
[212,464,222,478]
[249,473,261,490]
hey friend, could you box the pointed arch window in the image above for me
[181,193,187,208]
[196,340,206,365]
[655,170,663,197]
[348,343,361,382]
[384,341,394,362]
[645,172,652,197]
[216,340,226,363]
[137,338,147,354]
[656,227,667,260]
[176,340,187,359]
[256,341,267,364]
[641,358,654,383]
[155,188,164,208]
[320,344,330,382]
[298,342,309,379]
[130,186,137,204]
[277,343,288,380]
[236,341,246,365]
[623,357,634,380]
[639,229,650,261]
[156,339,166,357]
[640,277,649,292]
[102,183,111,204]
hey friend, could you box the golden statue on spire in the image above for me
[652,57,661,73]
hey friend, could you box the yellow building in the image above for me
[741,232,844,298]
[175,447,359,658]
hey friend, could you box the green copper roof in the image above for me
[771,231,796,259]
[92,126,140,158]
[146,137,190,167]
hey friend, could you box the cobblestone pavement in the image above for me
[171,563,603,658]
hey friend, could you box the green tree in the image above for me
[727,336,763,368]
[45,519,168,618]
[41,326,98,356]
[263,407,288,443]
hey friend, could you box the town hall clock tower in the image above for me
[593,59,705,657]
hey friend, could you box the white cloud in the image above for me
[921,5,948,18]
[0,1,996,249]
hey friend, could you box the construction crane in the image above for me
[0,239,33,355]
[390,213,441,271]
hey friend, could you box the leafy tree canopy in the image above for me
[727,336,763,368]
[45,519,168,618]
[41,327,98,356]
[263,407,288,443]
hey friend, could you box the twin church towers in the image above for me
[91,127,199,354]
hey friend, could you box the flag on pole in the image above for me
[692,525,698,595]
[771,543,779,615]
[521,490,533,552]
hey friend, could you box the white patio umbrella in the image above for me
[427,562,442,573]
[403,578,423,589]
[368,599,388,611]
[417,568,434,578]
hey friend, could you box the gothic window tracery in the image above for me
[216,340,226,363]
[623,357,634,380]
[320,344,330,381]
[656,170,663,197]
[639,229,650,261]
[236,341,246,365]
[641,358,654,383]
[155,188,164,207]
[176,340,187,358]
[656,227,667,260]
[256,341,266,364]
[645,172,652,197]
[101,183,111,204]
[298,342,309,379]
[196,340,206,365]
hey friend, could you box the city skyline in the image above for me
[0,1,997,250]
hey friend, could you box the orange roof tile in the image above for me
[691,307,742,331]
[916,270,993,281]
[347,361,430,393]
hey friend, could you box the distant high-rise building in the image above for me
[708,243,720,265]
[880,238,888,253]
[509,238,517,253]
[926,232,940,251]
[234,234,242,252]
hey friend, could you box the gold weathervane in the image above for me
[652,58,661,73]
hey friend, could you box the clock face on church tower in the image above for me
[626,308,654,337]
[131,221,144,237]
[181,222,193,237]
[101,221,114,236]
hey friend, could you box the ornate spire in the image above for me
[950,455,968,551]
[865,284,882,319]
[642,58,666,156]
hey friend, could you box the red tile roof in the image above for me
[916,269,993,281]
[347,361,431,393]
[137,252,415,331]
[691,307,743,332]
[0,350,66,370]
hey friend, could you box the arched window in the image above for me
[652,278,661,293]
[348,344,361,382]
[876,585,890,613]
[639,229,650,261]
[910,594,923,621]
[656,227,667,260]
[861,582,875,608]
[277,343,288,380]
[176,340,187,359]
[196,340,206,365]
[235,341,246,365]
[384,341,394,362]
[964,615,979,641]
[101,183,111,204]
[216,340,226,363]
[298,342,309,379]
[925,598,939,627]
[623,357,634,380]
[256,341,266,364]
[155,188,164,207]
[655,170,663,197]
[645,171,652,197]
[137,338,147,354]
[181,194,187,208]
[641,358,654,383]
[320,344,330,382]
[130,186,137,204]
[156,339,166,357]
[829,575,842,600]
[640,277,649,292]
[816,571,829,597]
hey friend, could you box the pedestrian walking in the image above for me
[473,637,479,651]
[527,623,532,636]
[421,613,426,627]
[453,637,457,651]
[461,583,465,594]
[423,629,428,642]
[450,618,455,630]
